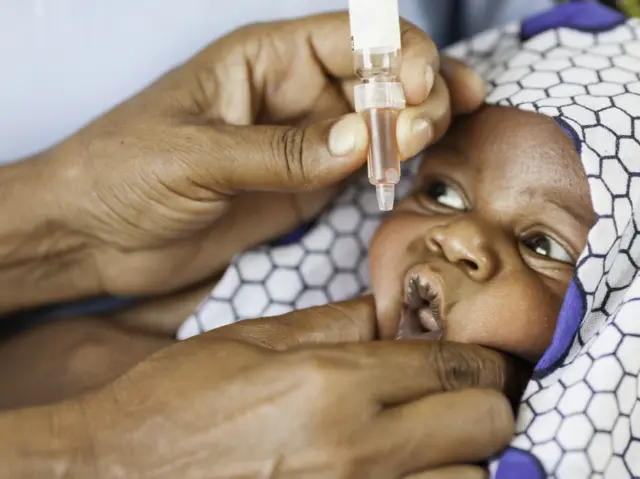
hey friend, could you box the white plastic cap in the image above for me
[349,0,401,51]
[354,82,406,113]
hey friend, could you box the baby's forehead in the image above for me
[442,5,640,211]
[423,106,582,178]
[416,106,591,213]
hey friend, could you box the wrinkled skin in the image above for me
[0,13,519,479]
[24,13,485,310]
[80,298,522,478]
[1,298,524,478]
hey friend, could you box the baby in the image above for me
[176,103,593,367]
[3,3,640,476]
[369,105,593,363]
[175,3,635,373]
[174,7,640,476]
[0,99,594,409]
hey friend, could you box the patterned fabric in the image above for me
[176,170,410,338]
[177,2,640,477]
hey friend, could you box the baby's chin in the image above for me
[370,286,547,365]
[370,259,553,364]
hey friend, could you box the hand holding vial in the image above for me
[348,0,485,211]
[349,0,405,211]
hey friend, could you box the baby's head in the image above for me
[369,105,594,363]
[363,2,640,364]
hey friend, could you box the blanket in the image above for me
[178,2,640,476]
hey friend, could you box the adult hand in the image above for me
[52,297,523,479]
[42,13,484,300]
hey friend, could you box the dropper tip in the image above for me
[376,184,395,211]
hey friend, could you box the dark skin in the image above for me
[0,14,529,478]
[371,106,595,362]
[0,106,594,411]
[0,13,482,410]
[0,13,476,314]
[0,296,524,479]
[6,105,590,477]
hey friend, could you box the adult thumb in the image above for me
[213,114,369,192]
[208,295,377,350]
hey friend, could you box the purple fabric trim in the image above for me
[496,447,546,479]
[554,117,582,156]
[535,279,585,374]
[521,1,625,40]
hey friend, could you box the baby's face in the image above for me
[369,106,595,362]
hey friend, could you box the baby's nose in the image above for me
[425,219,498,281]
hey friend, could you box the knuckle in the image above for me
[399,20,427,43]
[294,353,343,389]
[271,127,309,186]
[399,20,438,64]
[432,343,483,390]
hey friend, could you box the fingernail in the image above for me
[425,65,435,96]
[329,117,357,156]
[412,118,432,143]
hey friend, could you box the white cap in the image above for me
[348,0,401,51]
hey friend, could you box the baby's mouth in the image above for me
[396,266,446,340]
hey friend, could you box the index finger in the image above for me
[236,12,438,105]
[304,14,439,105]
[209,296,377,350]
[340,341,529,404]
[377,389,513,474]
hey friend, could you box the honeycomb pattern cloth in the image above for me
[177,2,640,477]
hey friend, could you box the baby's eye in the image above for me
[425,181,466,211]
[523,235,573,264]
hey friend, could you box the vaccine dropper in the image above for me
[348,0,405,211]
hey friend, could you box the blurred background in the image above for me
[0,0,558,164]
[1,0,636,325]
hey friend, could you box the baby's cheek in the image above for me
[445,279,561,363]
[370,219,412,280]
[368,215,425,338]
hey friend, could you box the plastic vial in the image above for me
[348,0,405,211]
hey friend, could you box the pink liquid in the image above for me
[364,108,401,186]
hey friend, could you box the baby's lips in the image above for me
[418,307,441,333]
[395,306,444,341]
[403,263,447,321]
